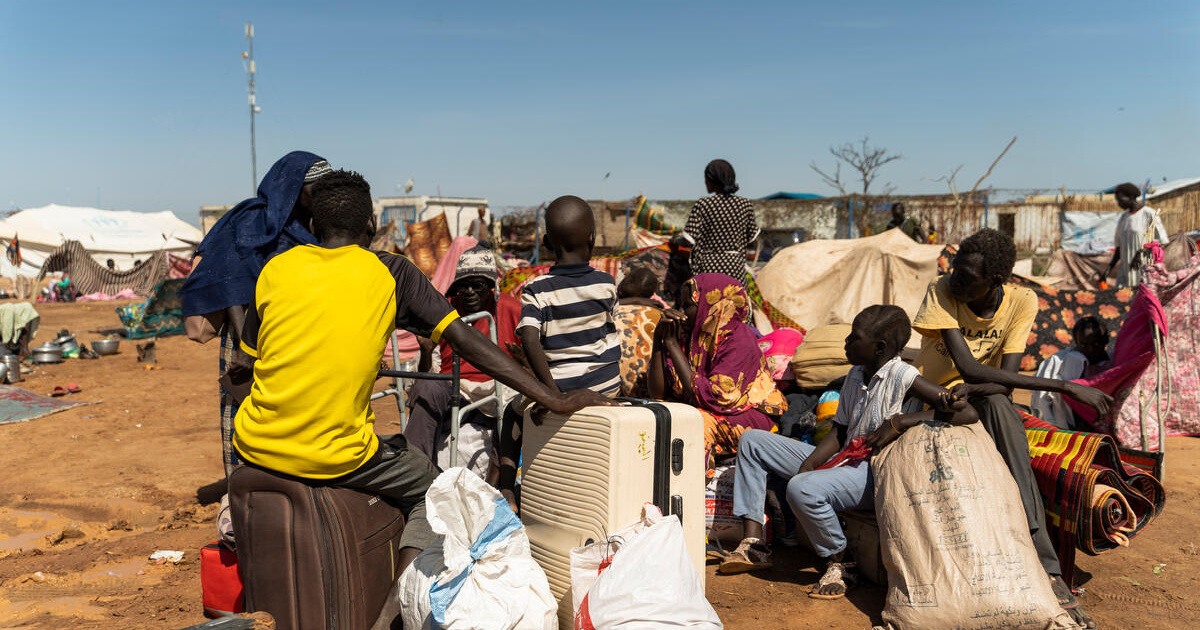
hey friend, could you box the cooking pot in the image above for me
[3,356,21,382]
[31,343,63,364]
[54,335,80,354]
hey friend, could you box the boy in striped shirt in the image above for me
[498,195,620,508]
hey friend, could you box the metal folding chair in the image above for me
[374,311,508,468]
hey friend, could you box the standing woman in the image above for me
[679,159,759,286]
[182,151,332,480]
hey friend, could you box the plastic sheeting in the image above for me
[1061,211,1120,253]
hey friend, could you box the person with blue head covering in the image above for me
[182,151,331,484]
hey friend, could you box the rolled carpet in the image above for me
[1022,413,1166,586]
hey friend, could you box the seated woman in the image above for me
[716,305,977,602]
[647,273,786,469]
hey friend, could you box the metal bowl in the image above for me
[92,339,121,355]
[31,343,63,364]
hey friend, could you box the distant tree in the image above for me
[925,135,1017,241]
[810,137,902,235]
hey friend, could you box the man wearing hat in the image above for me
[405,245,520,480]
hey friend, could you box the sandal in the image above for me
[67,382,81,394]
[51,385,67,397]
[808,561,856,600]
[1051,575,1097,629]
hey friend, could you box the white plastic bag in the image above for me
[399,467,557,630]
[570,504,722,630]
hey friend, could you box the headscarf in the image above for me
[704,159,739,195]
[182,151,324,316]
[686,273,782,419]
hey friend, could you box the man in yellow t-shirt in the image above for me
[912,229,1110,629]
[233,170,609,571]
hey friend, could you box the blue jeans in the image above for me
[732,429,873,558]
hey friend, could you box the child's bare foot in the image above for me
[809,560,855,599]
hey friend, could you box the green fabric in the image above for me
[116,278,186,339]
[0,302,40,344]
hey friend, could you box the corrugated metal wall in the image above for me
[1150,185,1200,234]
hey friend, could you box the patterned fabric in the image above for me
[1023,414,1166,586]
[1071,254,1200,448]
[303,159,332,183]
[115,278,186,339]
[756,328,804,380]
[167,254,193,279]
[219,331,242,476]
[632,195,681,235]
[682,194,758,281]
[615,304,661,397]
[1064,277,1167,438]
[405,212,453,277]
[1013,277,1135,371]
[687,274,785,421]
[701,409,777,471]
[38,240,170,296]
[451,245,499,286]
[743,274,806,333]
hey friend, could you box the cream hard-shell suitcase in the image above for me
[520,400,706,626]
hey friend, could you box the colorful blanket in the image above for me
[116,278,186,339]
[1023,414,1166,587]
[1013,278,1136,371]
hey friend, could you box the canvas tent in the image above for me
[756,229,943,334]
[0,205,201,277]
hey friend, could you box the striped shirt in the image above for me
[518,262,621,394]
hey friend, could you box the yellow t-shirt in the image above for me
[911,276,1036,388]
[233,245,457,479]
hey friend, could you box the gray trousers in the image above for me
[972,393,1062,577]
[332,434,439,551]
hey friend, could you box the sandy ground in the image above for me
[0,302,1197,629]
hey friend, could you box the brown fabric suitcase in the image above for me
[228,465,406,630]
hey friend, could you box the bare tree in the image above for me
[810,137,902,198]
[810,137,902,235]
[925,136,1017,240]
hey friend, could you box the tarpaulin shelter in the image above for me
[0,204,201,277]
[755,229,943,334]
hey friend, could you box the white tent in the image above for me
[0,204,202,277]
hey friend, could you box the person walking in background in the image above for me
[886,202,929,243]
[1102,182,1168,288]
[677,159,758,286]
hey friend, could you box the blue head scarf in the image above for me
[181,151,324,317]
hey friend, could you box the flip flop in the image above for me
[67,382,81,394]
[51,385,67,397]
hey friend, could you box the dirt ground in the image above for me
[0,302,1197,629]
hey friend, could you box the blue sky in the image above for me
[1,1,1196,224]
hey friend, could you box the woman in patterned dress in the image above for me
[678,159,759,286]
